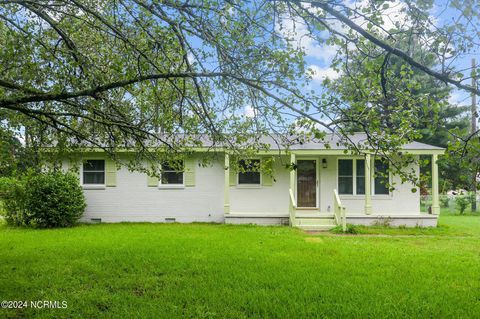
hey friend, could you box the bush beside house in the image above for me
[0,176,27,226]
[0,172,86,228]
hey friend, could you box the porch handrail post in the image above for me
[364,153,372,215]
[224,153,230,214]
[431,154,440,215]
[289,153,296,225]
[289,153,296,193]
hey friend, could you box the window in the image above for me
[83,160,105,185]
[161,161,184,185]
[238,159,261,184]
[338,159,365,195]
[338,158,390,196]
[356,159,365,195]
[338,159,353,194]
[374,160,389,195]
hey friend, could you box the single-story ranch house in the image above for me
[61,133,444,231]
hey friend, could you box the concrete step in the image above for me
[295,209,321,214]
[297,224,336,231]
[296,218,336,226]
[295,212,335,218]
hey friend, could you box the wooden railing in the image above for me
[333,189,347,232]
[289,188,297,226]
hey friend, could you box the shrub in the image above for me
[344,224,358,234]
[455,195,470,215]
[1,172,86,228]
[440,196,450,208]
[331,224,358,234]
[23,172,86,228]
[372,217,392,227]
[0,176,27,226]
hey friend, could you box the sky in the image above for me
[5,0,477,135]
[278,0,477,113]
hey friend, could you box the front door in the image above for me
[297,160,317,208]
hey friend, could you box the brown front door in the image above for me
[297,160,317,208]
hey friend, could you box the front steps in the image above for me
[294,213,336,231]
[224,211,338,230]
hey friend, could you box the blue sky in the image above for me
[279,0,477,112]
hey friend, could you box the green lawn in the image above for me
[347,207,480,236]
[1,212,479,318]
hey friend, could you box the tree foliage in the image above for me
[0,0,479,185]
[0,171,86,227]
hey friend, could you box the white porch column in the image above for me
[431,154,440,215]
[224,153,230,214]
[289,153,296,194]
[289,153,296,226]
[364,153,372,215]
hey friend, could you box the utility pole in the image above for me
[472,58,477,213]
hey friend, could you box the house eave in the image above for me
[41,147,445,156]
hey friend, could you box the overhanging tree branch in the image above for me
[0,72,230,107]
[288,0,480,96]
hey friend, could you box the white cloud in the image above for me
[344,0,409,32]
[276,14,338,63]
[187,52,196,64]
[308,65,341,82]
[278,0,439,87]
[449,91,468,106]
[244,105,255,118]
[306,43,339,64]
[276,1,409,65]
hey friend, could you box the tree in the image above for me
[0,0,479,182]
[0,128,25,176]
[325,31,471,190]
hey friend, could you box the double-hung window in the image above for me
[338,159,365,195]
[83,160,105,185]
[374,160,389,195]
[356,159,365,195]
[338,158,390,195]
[238,159,261,185]
[161,161,184,185]
[338,159,354,195]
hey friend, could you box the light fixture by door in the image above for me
[322,158,327,168]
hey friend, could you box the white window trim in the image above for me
[336,157,392,198]
[237,158,262,188]
[81,159,106,189]
[158,160,185,189]
[337,157,363,196]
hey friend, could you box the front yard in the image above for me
[0,210,479,318]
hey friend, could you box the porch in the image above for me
[223,150,442,231]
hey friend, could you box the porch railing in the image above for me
[333,189,347,232]
[289,188,297,226]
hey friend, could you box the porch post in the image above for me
[289,153,296,226]
[364,153,372,215]
[431,154,440,215]
[289,153,296,194]
[224,153,230,214]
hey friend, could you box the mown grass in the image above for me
[345,207,480,237]
[0,212,479,318]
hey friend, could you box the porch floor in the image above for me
[225,211,438,228]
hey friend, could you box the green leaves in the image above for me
[0,1,321,166]
[0,0,477,188]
